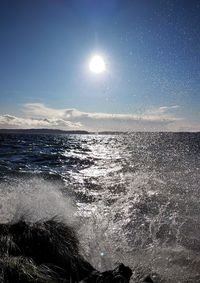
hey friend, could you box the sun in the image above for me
[89,55,106,74]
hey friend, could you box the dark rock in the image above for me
[144,275,154,282]
[0,220,133,283]
[81,263,132,282]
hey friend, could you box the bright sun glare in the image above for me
[89,55,106,74]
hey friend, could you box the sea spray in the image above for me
[76,169,200,282]
[0,177,77,225]
[0,177,133,282]
[0,132,199,282]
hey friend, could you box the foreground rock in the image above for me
[80,263,133,282]
[0,219,134,283]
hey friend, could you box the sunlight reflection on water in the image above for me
[0,133,199,282]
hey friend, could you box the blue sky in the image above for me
[0,0,199,131]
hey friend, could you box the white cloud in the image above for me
[0,115,82,130]
[23,103,67,118]
[0,103,197,132]
[144,105,180,117]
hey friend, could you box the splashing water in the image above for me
[0,177,76,225]
[0,132,199,282]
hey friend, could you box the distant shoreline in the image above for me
[0,128,124,135]
[0,129,199,134]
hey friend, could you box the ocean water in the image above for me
[0,132,199,282]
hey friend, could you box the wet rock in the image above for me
[0,220,133,283]
[81,263,132,282]
[143,275,154,282]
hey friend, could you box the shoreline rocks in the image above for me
[0,219,134,282]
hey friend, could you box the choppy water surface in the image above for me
[0,132,199,282]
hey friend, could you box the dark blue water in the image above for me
[0,132,199,282]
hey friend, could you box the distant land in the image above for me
[0,128,90,135]
[0,129,198,135]
[0,128,125,135]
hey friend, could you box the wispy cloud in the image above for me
[0,103,196,132]
[0,114,81,129]
[23,103,181,123]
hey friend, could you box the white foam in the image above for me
[0,177,77,225]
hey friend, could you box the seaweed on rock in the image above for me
[0,219,133,282]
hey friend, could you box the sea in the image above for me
[0,132,199,282]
